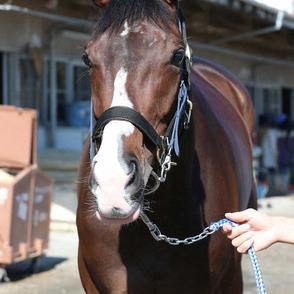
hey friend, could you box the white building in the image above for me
[185,0,294,127]
[0,1,95,151]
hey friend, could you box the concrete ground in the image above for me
[0,230,83,294]
[0,184,83,293]
[243,196,294,294]
[0,149,83,293]
[1,149,294,293]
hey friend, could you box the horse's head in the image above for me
[85,0,191,224]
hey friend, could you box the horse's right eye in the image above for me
[171,50,185,67]
[82,53,93,68]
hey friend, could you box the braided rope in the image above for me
[210,219,267,294]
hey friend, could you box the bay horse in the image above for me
[77,0,256,293]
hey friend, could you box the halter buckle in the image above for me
[159,153,177,183]
[155,137,177,183]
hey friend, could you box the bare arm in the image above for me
[274,216,294,245]
[222,209,294,253]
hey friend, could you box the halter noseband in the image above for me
[90,5,192,184]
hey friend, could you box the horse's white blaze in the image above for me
[120,21,130,37]
[111,68,133,108]
[93,68,135,214]
[148,38,157,47]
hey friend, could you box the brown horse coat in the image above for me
[192,57,255,214]
[77,55,256,293]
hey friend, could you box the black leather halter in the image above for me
[92,106,162,149]
[90,5,192,183]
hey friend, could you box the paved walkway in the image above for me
[0,231,83,294]
[39,149,80,231]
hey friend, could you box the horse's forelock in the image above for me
[93,0,175,36]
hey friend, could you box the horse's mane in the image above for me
[94,0,174,35]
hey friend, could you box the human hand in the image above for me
[222,209,278,253]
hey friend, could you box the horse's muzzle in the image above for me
[89,154,145,223]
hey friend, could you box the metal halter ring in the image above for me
[155,137,177,183]
[184,99,193,129]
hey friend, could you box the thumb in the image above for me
[225,210,251,223]
[222,223,233,234]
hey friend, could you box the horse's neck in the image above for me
[150,122,205,233]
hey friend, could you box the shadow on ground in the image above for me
[4,256,67,282]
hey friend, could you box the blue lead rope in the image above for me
[210,219,267,294]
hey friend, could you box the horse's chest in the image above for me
[116,242,211,294]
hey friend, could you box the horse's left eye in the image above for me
[82,52,92,68]
[171,50,185,67]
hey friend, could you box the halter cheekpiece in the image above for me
[90,4,193,184]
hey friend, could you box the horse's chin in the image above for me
[95,205,142,225]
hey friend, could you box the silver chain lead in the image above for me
[140,212,267,294]
[140,212,218,245]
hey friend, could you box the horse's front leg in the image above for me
[215,250,243,294]
[207,233,243,294]
[78,247,101,294]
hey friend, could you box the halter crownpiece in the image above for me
[90,3,193,184]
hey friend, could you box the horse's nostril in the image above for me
[127,161,137,187]
[129,160,137,174]
[125,155,138,174]
[123,155,140,188]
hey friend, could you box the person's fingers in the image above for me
[252,241,263,252]
[225,212,248,223]
[225,208,256,223]
[222,224,232,234]
[237,238,254,253]
[226,224,251,240]
[231,231,253,248]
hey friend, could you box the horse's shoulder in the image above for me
[191,56,247,96]
[191,56,255,133]
[190,57,255,210]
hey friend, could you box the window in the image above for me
[244,85,282,124]
[43,59,90,126]
[56,62,67,124]
[74,65,91,101]
[245,84,255,104]
[263,88,281,115]
[19,57,37,108]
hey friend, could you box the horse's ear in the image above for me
[92,0,110,7]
